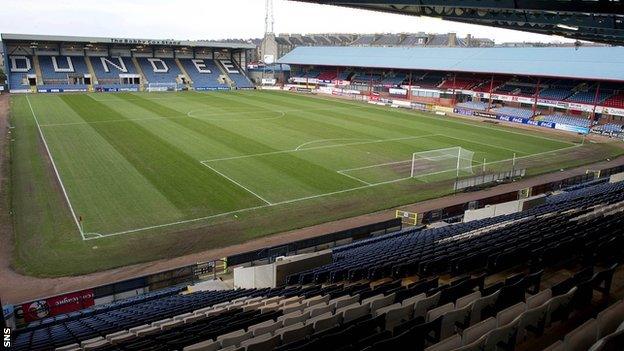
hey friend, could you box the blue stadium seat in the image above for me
[180,58,228,89]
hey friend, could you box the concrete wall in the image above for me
[233,264,275,289]
[610,172,624,183]
[233,250,332,289]
[274,250,332,286]
[464,195,546,222]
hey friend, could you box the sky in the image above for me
[0,0,572,44]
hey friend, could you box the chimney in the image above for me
[448,32,457,47]
[466,34,472,47]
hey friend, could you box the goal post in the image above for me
[410,147,475,178]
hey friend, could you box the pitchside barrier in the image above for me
[6,218,401,328]
[454,169,526,191]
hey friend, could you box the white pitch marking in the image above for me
[300,93,579,146]
[201,162,273,205]
[203,134,439,163]
[39,115,188,127]
[294,138,379,151]
[84,174,416,240]
[339,159,412,173]
[84,143,584,240]
[26,96,86,240]
[336,170,372,185]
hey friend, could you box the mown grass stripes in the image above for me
[60,94,263,214]
[10,90,621,277]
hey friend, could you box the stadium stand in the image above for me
[380,73,406,86]
[8,165,624,350]
[411,72,445,89]
[471,79,506,93]
[336,70,352,81]
[539,88,574,101]
[455,101,488,111]
[89,56,139,91]
[438,76,484,90]
[538,113,592,128]
[495,82,538,96]
[352,71,383,85]
[180,59,228,89]
[137,57,182,85]
[593,123,624,134]
[490,107,534,119]
[7,55,34,90]
[602,91,624,108]
[38,55,89,90]
[317,70,337,81]
[566,88,612,105]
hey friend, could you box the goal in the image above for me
[410,147,475,178]
[146,82,180,92]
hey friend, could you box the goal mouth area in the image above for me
[336,147,477,185]
[410,147,476,178]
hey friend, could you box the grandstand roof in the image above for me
[278,46,624,82]
[0,33,256,49]
[294,1,624,46]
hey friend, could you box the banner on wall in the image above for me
[20,289,95,323]
[389,88,407,96]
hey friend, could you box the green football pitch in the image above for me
[9,90,622,276]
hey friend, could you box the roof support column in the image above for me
[591,82,601,124]
[532,77,541,117]
[487,75,494,110]
[451,73,457,105]
[408,71,413,100]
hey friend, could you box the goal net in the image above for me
[146,82,180,92]
[410,147,475,178]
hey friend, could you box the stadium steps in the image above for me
[229,58,255,87]
[175,58,193,86]
[32,55,44,86]
[214,60,234,87]
[84,56,98,86]
[218,59,254,88]
[131,57,148,90]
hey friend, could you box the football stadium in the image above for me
[1,1,624,350]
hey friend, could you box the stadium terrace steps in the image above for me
[175,58,193,85]
[131,57,147,87]
[137,57,183,85]
[84,56,97,85]
[218,59,254,89]
[180,58,229,89]
[33,55,44,85]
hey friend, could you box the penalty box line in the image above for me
[84,144,581,240]
[202,134,441,163]
[85,170,420,240]
[200,162,273,205]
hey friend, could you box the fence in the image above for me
[454,169,526,191]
